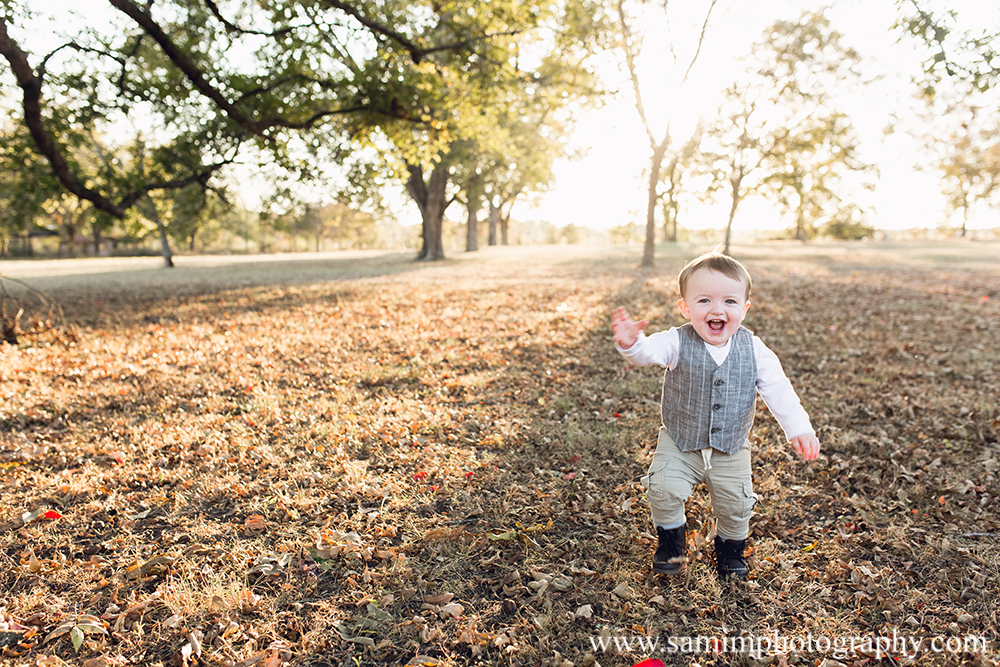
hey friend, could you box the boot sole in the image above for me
[652,562,686,575]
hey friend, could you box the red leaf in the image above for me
[43,510,63,519]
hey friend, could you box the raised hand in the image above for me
[611,306,649,349]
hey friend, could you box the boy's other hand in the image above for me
[612,307,648,349]
[791,433,821,461]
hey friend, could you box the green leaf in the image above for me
[70,625,84,652]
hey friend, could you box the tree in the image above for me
[0,116,60,255]
[698,11,869,252]
[895,0,1000,93]
[699,84,764,255]
[615,0,718,267]
[896,2,1000,237]
[767,111,872,242]
[488,116,565,247]
[659,128,702,243]
[449,49,588,254]
[2,0,603,264]
[312,202,377,249]
[450,143,486,252]
[927,104,1000,236]
[168,184,232,252]
[0,8,242,266]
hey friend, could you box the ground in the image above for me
[0,241,998,667]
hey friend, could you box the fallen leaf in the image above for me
[487,530,517,542]
[438,602,464,619]
[611,581,631,599]
[423,592,454,605]
[21,508,45,525]
[245,514,266,531]
[35,656,69,666]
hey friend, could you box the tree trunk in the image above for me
[144,196,175,268]
[500,214,509,246]
[464,175,483,252]
[91,220,102,255]
[723,176,742,256]
[663,156,679,243]
[642,142,668,268]
[794,187,807,242]
[487,200,499,246]
[62,222,78,258]
[465,205,479,251]
[406,160,450,261]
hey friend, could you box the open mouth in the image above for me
[707,319,726,334]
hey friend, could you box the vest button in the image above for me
[715,379,724,386]
[712,404,722,411]
[711,427,722,434]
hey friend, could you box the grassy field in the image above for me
[1,241,998,667]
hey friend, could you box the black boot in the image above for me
[652,524,687,575]
[714,536,749,580]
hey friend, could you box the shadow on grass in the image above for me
[1,250,449,326]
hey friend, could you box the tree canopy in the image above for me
[896,0,1000,93]
[1,0,605,262]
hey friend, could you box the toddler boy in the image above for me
[612,251,820,579]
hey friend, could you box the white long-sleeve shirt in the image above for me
[618,327,814,441]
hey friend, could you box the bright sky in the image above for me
[521,0,1000,233]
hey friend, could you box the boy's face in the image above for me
[677,268,751,348]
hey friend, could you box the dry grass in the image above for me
[1,241,998,667]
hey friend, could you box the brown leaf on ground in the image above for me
[1,244,998,667]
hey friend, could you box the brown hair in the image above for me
[678,252,752,301]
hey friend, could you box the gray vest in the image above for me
[661,324,757,455]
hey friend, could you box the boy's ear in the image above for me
[743,300,751,316]
[677,297,690,319]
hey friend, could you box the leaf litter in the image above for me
[0,243,998,666]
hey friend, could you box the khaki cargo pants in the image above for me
[640,427,758,541]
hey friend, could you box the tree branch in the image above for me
[318,0,518,64]
[109,0,415,135]
[117,157,237,210]
[0,17,127,218]
[320,0,431,63]
[680,0,718,86]
[108,0,274,136]
[0,16,242,219]
[201,0,299,37]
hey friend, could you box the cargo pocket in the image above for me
[642,459,673,503]
[741,479,758,518]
